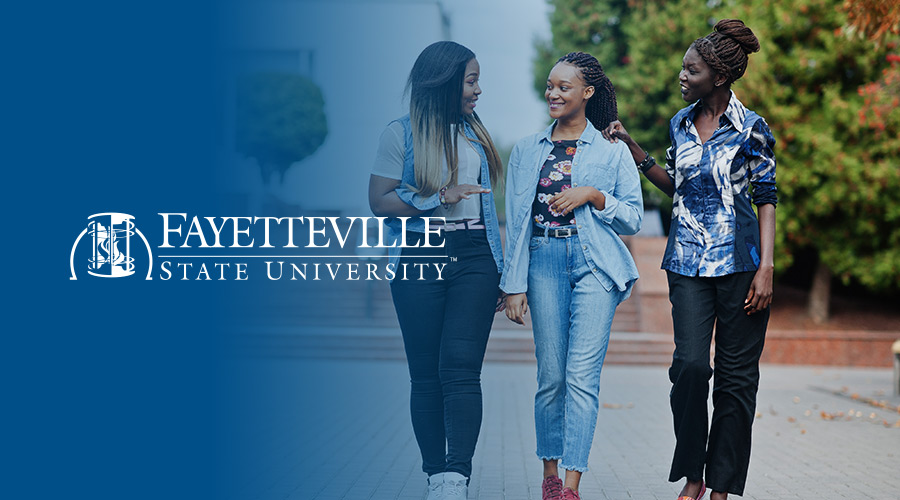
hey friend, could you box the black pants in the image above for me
[390,229,500,478]
[666,271,768,496]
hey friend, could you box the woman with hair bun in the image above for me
[369,41,505,500]
[604,19,776,500]
[504,52,643,500]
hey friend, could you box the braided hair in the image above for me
[692,19,761,85]
[557,52,618,130]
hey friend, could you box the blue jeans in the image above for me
[527,233,623,472]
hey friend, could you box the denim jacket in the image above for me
[387,114,504,273]
[501,120,642,296]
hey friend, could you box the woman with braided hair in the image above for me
[503,52,643,500]
[604,19,776,500]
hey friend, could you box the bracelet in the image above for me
[439,186,450,209]
[637,151,656,174]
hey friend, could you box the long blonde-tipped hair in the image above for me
[407,41,503,197]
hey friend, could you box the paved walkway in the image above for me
[220,348,900,500]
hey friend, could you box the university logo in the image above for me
[69,213,153,280]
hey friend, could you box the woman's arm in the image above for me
[368,175,489,217]
[368,175,426,217]
[599,144,645,235]
[744,203,775,315]
[500,142,530,297]
[743,119,778,315]
[368,120,488,216]
[547,143,644,235]
[603,120,675,198]
[369,124,426,217]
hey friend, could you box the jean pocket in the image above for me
[529,237,547,251]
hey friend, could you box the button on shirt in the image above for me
[663,92,777,277]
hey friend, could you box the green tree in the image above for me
[533,0,631,97]
[235,72,328,185]
[536,0,900,321]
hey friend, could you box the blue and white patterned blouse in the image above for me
[662,92,777,277]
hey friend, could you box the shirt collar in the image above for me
[540,120,599,144]
[680,91,749,133]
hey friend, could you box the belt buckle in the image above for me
[556,227,573,238]
[441,223,458,232]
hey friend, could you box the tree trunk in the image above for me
[260,164,284,213]
[808,259,832,324]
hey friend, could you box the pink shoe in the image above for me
[541,475,563,500]
[562,487,581,500]
[677,482,706,500]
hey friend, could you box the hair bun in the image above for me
[714,19,760,55]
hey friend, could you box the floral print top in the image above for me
[532,139,577,227]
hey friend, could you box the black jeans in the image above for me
[390,229,500,478]
[666,271,768,496]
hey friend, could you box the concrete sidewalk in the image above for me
[223,354,900,500]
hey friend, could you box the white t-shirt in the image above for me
[371,121,482,220]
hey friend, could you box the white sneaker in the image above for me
[442,472,468,500]
[426,472,444,500]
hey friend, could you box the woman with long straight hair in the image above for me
[503,52,643,500]
[604,19,776,500]
[368,41,505,500]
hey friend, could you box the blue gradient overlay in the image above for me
[5,1,460,499]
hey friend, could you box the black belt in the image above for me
[533,225,578,238]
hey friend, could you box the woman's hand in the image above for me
[602,120,633,145]
[744,265,774,315]
[444,184,490,204]
[495,290,508,313]
[549,186,604,215]
[505,293,528,325]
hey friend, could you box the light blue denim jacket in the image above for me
[388,114,504,273]
[501,120,643,296]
